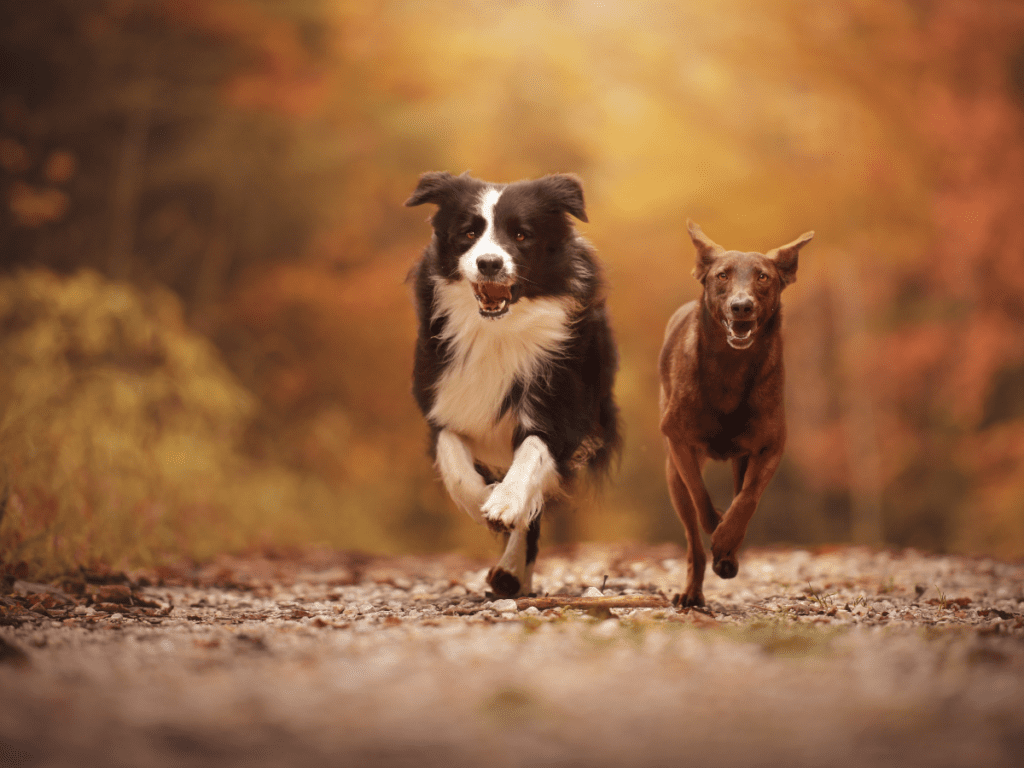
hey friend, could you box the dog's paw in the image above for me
[672,591,706,610]
[712,557,739,579]
[486,567,522,598]
[485,517,511,535]
[482,481,528,530]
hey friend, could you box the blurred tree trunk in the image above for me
[108,83,152,280]
[835,260,884,546]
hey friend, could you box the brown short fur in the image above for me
[659,221,813,608]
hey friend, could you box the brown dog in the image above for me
[659,221,813,607]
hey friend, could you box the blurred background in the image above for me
[3,0,1024,578]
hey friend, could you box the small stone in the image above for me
[523,606,541,617]
[582,587,603,598]
[492,599,518,613]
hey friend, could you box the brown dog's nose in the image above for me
[730,297,754,317]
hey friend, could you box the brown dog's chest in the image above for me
[692,401,757,460]
[662,348,782,461]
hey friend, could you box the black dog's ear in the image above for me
[766,231,813,288]
[687,220,724,283]
[405,171,460,208]
[540,173,588,222]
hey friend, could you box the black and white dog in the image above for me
[405,171,620,597]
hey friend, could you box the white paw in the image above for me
[482,481,526,530]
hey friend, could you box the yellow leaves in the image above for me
[0,269,262,574]
[3,140,77,227]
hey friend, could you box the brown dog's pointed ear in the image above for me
[766,231,814,288]
[405,171,458,207]
[541,173,588,222]
[688,220,724,283]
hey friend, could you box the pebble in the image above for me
[582,587,603,598]
[491,599,518,613]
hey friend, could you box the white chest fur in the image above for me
[428,279,572,471]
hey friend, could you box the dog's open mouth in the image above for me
[723,319,757,349]
[472,282,514,318]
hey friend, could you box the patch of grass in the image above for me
[519,616,544,634]
[714,620,846,658]
[845,595,868,610]
[878,576,898,595]
[806,582,838,610]
[481,685,545,728]
[618,619,648,647]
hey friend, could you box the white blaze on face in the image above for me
[459,186,515,283]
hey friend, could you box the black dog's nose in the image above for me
[730,297,754,317]
[476,256,503,279]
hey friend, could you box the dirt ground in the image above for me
[1,544,1023,768]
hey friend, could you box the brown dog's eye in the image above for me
[516,232,526,242]
[758,273,769,282]
[717,272,728,281]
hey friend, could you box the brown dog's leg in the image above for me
[712,448,782,578]
[666,442,720,535]
[731,455,749,496]
[665,456,706,608]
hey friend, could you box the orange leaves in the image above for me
[955,422,1024,556]
[163,0,330,116]
[7,181,69,227]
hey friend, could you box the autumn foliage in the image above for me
[2,0,1024,576]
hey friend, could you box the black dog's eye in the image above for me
[515,232,526,242]
[465,231,476,240]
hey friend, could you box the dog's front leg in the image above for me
[711,447,783,578]
[481,435,559,532]
[486,524,531,598]
[665,455,707,608]
[666,442,720,536]
[435,428,491,525]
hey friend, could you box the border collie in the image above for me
[405,171,620,598]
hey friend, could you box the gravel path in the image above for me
[1,544,1023,768]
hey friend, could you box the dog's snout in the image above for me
[476,256,503,279]
[730,297,755,317]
